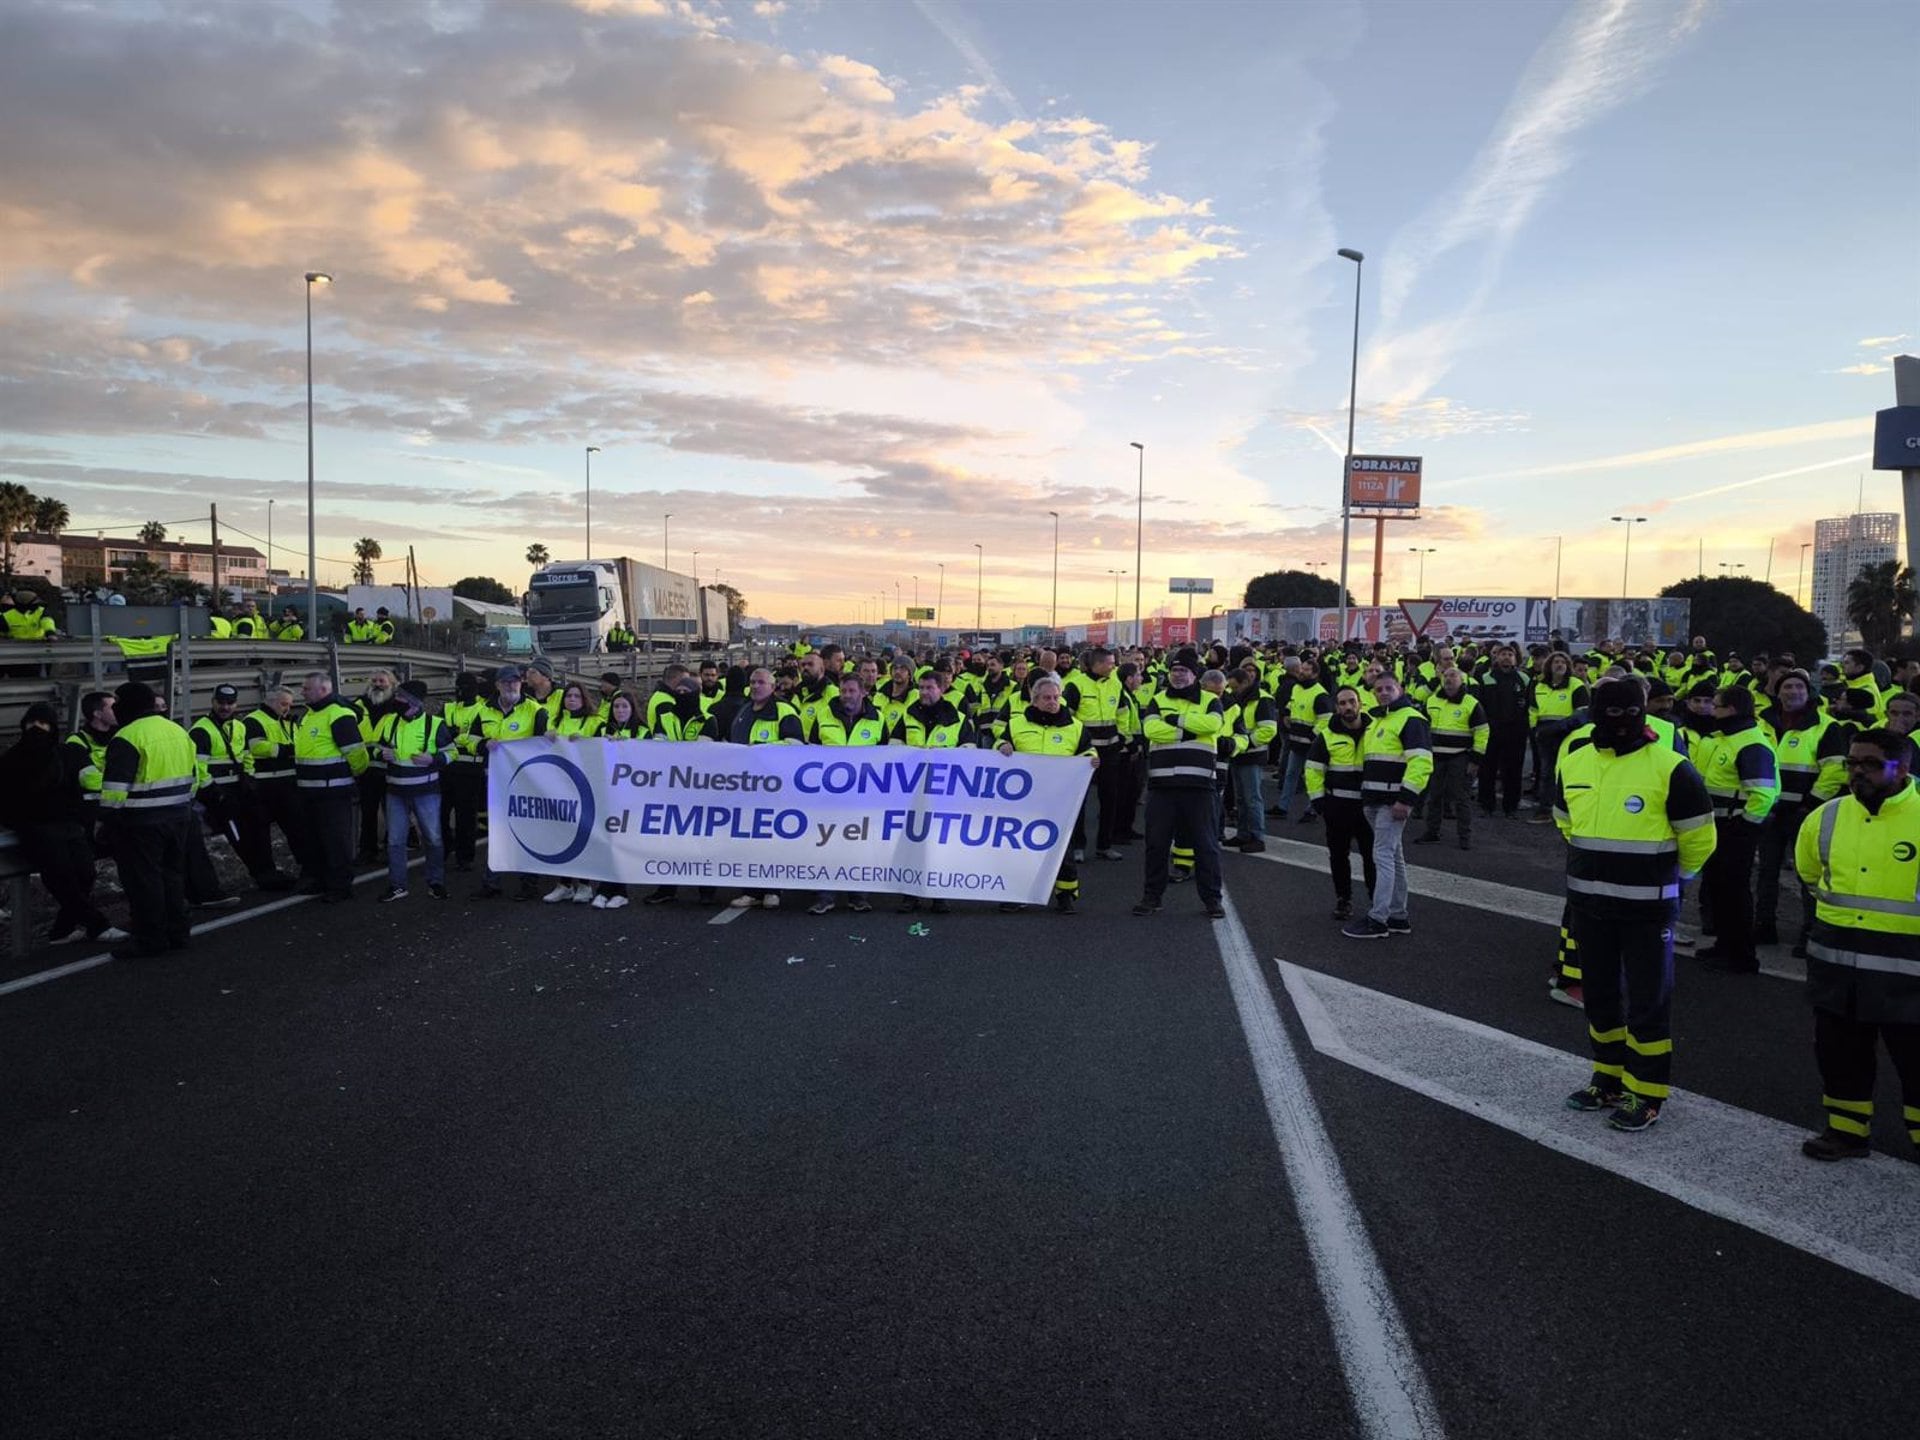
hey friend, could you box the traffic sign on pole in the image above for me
[1399,598,1441,635]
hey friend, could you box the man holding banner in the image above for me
[999,672,1098,915]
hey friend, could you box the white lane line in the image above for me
[1279,961,1920,1303]
[708,905,747,926]
[0,861,419,999]
[1245,839,1804,982]
[1213,894,1445,1440]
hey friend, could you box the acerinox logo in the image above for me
[504,752,596,866]
[1895,841,1917,863]
[1623,795,1645,814]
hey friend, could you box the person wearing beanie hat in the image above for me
[369,678,452,902]
[473,662,551,900]
[0,700,126,946]
[1553,674,1717,1132]
[440,671,491,872]
[99,676,200,958]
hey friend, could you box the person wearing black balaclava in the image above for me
[1552,677,1717,1133]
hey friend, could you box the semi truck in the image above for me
[525,558,731,654]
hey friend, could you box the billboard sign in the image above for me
[905,606,935,621]
[1346,455,1423,511]
[1551,598,1691,649]
[1872,406,1920,470]
[1168,577,1215,594]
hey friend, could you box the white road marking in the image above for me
[708,905,747,926]
[1280,960,1920,1303]
[1245,838,1804,981]
[1213,895,1445,1440]
[0,861,421,1000]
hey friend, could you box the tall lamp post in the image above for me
[973,543,984,632]
[267,498,274,579]
[1336,247,1364,636]
[1107,568,1127,624]
[1048,509,1060,633]
[1797,542,1811,606]
[584,445,600,560]
[1408,546,1436,595]
[663,513,672,571]
[692,550,700,586]
[1718,561,1747,578]
[1129,442,1144,647]
[937,563,945,625]
[1610,514,1647,598]
[303,270,332,640]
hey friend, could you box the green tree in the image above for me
[1845,559,1916,652]
[116,556,173,604]
[452,575,516,605]
[351,536,383,586]
[1243,568,1352,609]
[0,482,36,575]
[1658,575,1827,662]
[709,582,747,628]
[31,496,70,535]
[137,520,168,545]
[525,543,550,568]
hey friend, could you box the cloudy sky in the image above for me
[1,0,1913,626]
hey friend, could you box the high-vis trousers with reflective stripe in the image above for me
[1558,900,1581,985]
[1571,900,1677,1099]
[1813,1010,1920,1146]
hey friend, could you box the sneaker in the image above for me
[591,894,610,909]
[928,899,951,915]
[1671,925,1697,950]
[645,887,677,906]
[1235,838,1267,854]
[729,895,758,908]
[1096,848,1124,861]
[807,899,836,916]
[1607,1094,1663,1132]
[543,884,572,903]
[1131,899,1161,916]
[1342,917,1390,940]
[1801,1130,1871,1162]
[379,886,409,903]
[428,884,448,900]
[1053,892,1078,915]
[1385,916,1412,935]
[1564,1081,1626,1112]
[762,893,781,910]
[1332,898,1352,921]
[46,923,86,945]
[848,898,873,914]
[602,894,628,910]
[92,925,130,942]
[570,883,596,904]
[1548,980,1585,1009]
[1205,900,1227,920]
[1071,849,1085,863]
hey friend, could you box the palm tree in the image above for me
[351,536,383,586]
[1845,559,1916,651]
[137,520,168,545]
[0,482,35,575]
[31,496,70,536]
[526,543,550,568]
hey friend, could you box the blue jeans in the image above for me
[386,787,445,889]
[1365,805,1410,924]
[1232,764,1266,840]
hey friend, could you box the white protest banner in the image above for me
[486,738,1095,905]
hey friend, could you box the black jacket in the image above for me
[1477,666,1530,728]
[0,728,90,828]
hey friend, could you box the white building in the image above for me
[1810,512,1899,648]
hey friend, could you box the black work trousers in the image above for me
[1571,900,1676,1099]
[202,783,277,882]
[356,769,386,858]
[1090,743,1127,850]
[300,788,357,899]
[1813,1009,1920,1144]
[1113,748,1145,840]
[183,808,225,903]
[1705,816,1761,964]
[109,814,191,956]
[1143,786,1221,905]
[255,779,312,876]
[1479,723,1527,815]
[1754,802,1810,938]
[1321,799,1376,903]
[18,820,109,938]
[441,764,484,865]
[1421,753,1474,841]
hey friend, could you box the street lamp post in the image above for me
[1797,542,1812,606]
[937,563,945,625]
[973,543,983,632]
[1408,546,1436,595]
[1048,509,1060,634]
[584,445,600,561]
[303,271,332,640]
[1107,568,1127,623]
[692,550,700,586]
[1336,247,1364,636]
[1550,535,1563,601]
[1718,561,1747,578]
[1610,515,1647,598]
[1130,442,1144,646]
[267,498,274,578]
[663,513,672,571]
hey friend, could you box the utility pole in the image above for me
[209,504,221,606]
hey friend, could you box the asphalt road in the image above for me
[3,804,1914,1439]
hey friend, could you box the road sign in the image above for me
[1398,598,1440,635]
[1347,455,1423,511]
[906,606,935,621]
[1168,577,1214,594]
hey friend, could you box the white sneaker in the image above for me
[591,894,610,909]
[602,894,629,910]
[729,895,758,908]
[570,884,595,904]
[762,893,781,910]
[543,884,572,903]
[95,926,129,942]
